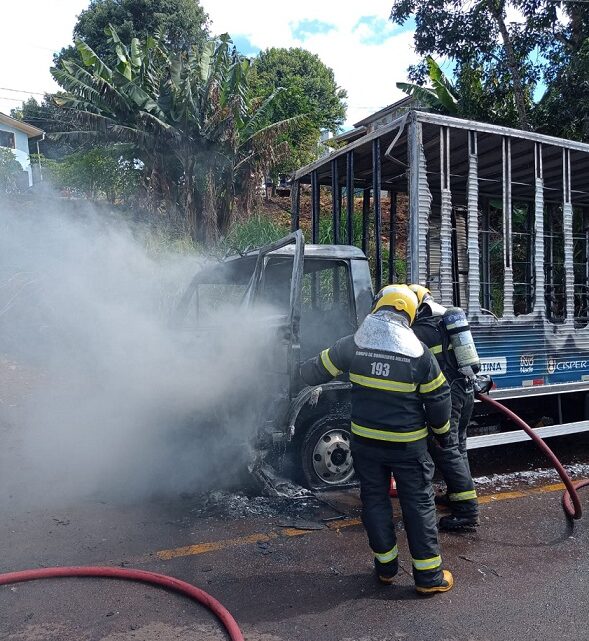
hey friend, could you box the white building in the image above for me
[0,112,44,187]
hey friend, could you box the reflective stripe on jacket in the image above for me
[301,334,451,443]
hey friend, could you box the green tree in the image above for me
[390,0,559,129]
[0,149,26,194]
[536,38,589,141]
[534,6,589,141]
[396,56,521,126]
[250,48,347,173]
[56,0,209,67]
[51,28,292,241]
[397,56,459,114]
[41,145,142,203]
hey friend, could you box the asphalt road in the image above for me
[1,473,588,641]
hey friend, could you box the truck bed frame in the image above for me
[292,111,589,448]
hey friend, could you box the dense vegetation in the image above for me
[250,48,347,174]
[391,0,589,139]
[6,0,589,250]
[10,0,346,243]
[54,0,210,69]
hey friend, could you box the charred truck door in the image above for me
[243,231,305,448]
[284,246,373,489]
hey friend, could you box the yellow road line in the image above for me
[478,490,528,504]
[157,533,275,560]
[154,480,584,561]
[530,482,566,494]
[477,482,567,506]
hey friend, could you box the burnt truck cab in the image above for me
[176,231,373,488]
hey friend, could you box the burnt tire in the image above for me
[301,416,355,490]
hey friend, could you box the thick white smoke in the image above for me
[0,200,276,508]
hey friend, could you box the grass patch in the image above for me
[220,213,290,253]
[137,213,290,258]
[138,208,408,290]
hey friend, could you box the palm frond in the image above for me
[239,113,301,148]
[51,28,298,240]
[75,39,113,82]
[239,87,285,142]
[396,82,443,108]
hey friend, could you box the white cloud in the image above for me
[0,1,418,129]
[203,0,419,127]
[0,0,88,117]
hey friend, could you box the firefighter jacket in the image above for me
[300,324,451,446]
[412,315,463,383]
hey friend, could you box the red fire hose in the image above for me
[0,566,244,641]
[476,392,589,520]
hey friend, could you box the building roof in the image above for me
[0,112,44,138]
[353,96,414,128]
[328,97,418,148]
[328,126,367,146]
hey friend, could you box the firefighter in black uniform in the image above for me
[301,285,454,594]
[409,284,479,531]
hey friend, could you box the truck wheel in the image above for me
[301,416,355,489]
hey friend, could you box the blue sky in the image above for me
[0,1,420,128]
[291,19,336,41]
[195,0,422,128]
[0,1,559,130]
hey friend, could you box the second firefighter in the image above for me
[409,284,480,531]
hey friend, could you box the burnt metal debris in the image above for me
[249,460,312,499]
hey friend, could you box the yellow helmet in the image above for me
[372,284,418,324]
[408,284,432,307]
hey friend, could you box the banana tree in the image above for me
[396,56,460,114]
[51,27,292,242]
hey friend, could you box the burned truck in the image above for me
[178,110,589,490]
[176,232,373,489]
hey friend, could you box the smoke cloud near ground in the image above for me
[0,200,277,508]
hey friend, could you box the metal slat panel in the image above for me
[467,420,589,449]
[533,144,545,315]
[563,149,575,325]
[454,211,468,305]
[467,132,481,315]
[440,126,453,303]
[408,118,431,283]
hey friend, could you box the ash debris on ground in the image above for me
[184,490,351,522]
[474,462,589,491]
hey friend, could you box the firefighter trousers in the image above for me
[429,380,478,518]
[351,436,443,588]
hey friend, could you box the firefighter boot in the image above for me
[375,558,399,585]
[438,514,479,531]
[415,570,454,595]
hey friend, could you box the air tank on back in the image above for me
[442,307,481,377]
